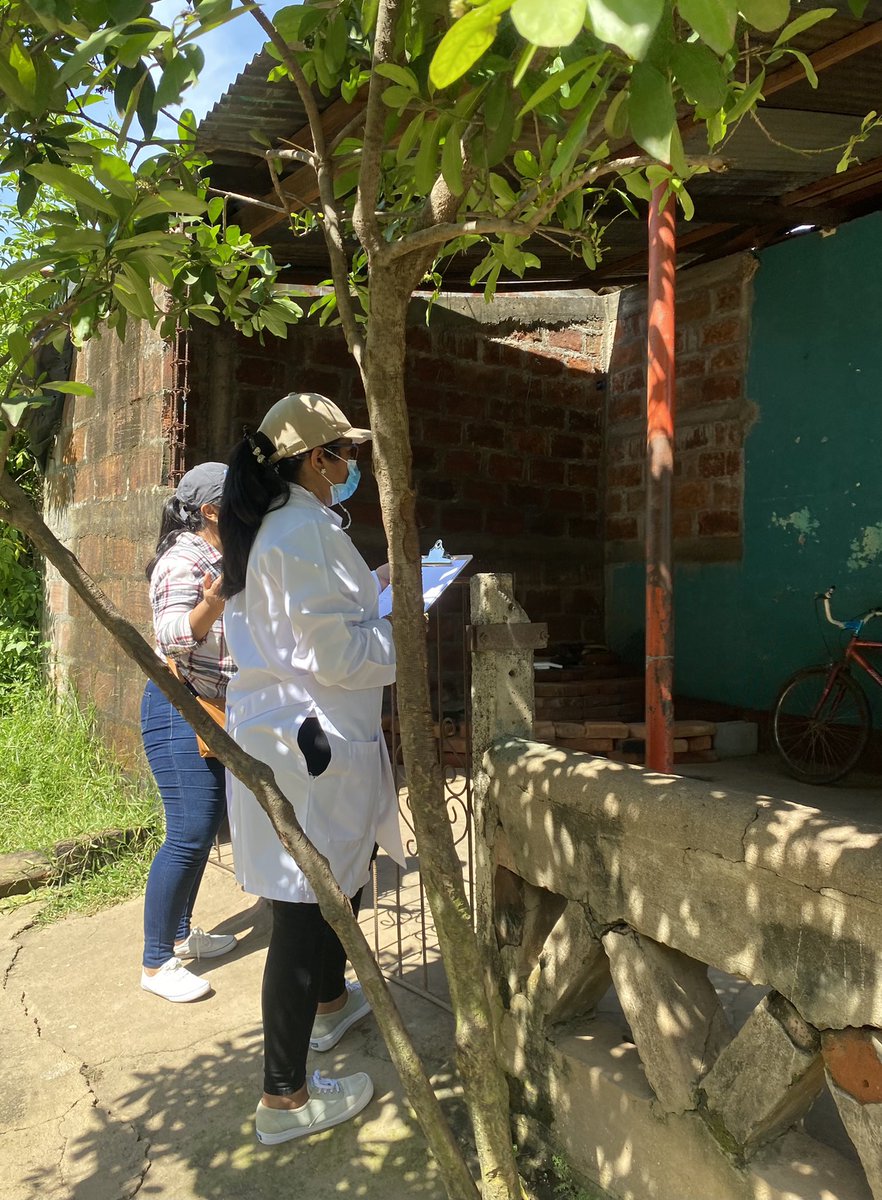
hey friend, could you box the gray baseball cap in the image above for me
[175,462,227,512]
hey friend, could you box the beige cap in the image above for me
[257,392,372,464]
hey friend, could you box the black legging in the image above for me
[262,888,363,1096]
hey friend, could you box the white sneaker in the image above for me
[255,1070,374,1145]
[310,982,371,1051]
[174,927,237,960]
[141,957,211,1003]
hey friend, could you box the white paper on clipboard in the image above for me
[377,542,472,619]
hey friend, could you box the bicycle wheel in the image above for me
[772,665,871,784]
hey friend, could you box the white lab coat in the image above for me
[224,484,405,903]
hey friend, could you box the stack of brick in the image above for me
[533,719,717,765]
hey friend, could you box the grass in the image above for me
[0,680,162,921]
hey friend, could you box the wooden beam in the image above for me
[240,94,367,237]
[763,19,882,98]
[782,155,882,206]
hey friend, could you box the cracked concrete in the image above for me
[1,865,460,1200]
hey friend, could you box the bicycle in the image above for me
[772,586,882,784]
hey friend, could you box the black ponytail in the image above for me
[145,496,205,580]
[219,429,306,597]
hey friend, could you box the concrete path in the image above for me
[0,866,462,1200]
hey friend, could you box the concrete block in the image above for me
[828,1076,882,1200]
[505,1015,871,1200]
[525,899,611,1025]
[603,928,733,1113]
[700,992,824,1153]
[714,720,758,758]
[0,850,53,897]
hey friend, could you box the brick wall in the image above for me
[43,321,173,764]
[187,292,610,645]
[605,254,757,564]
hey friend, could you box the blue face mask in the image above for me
[327,456,361,506]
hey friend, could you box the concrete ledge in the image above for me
[487,738,882,1029]
[0,828,150,898]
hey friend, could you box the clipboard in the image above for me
[378,541,472,618]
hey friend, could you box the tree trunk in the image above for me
[0,463,479,1200]
[363,267,523,1200]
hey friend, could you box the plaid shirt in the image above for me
[149,532,235,701]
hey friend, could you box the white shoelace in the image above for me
[310,1070,343,1094]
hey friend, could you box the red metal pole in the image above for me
[645,182,676,773]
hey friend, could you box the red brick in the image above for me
[487,453,524,482]
[406,326,432,353]
[527,350,567,377]
[713,283,744,313]
[485,509,526,536]
[608,393,642,423]
[567,462,599,489]
[546,488,586,515]
[551,434,583,459]
[678,290,712,322]
[530,459,565,486]
[713,480,741,508]
[444,449,481,476]
[606,515,638,541]
[673,510,694,538]
[606,491,623,515]
[698,452,728,479]
[465,421,499,446]
[611,365,645,393]
[698,510,740,536]
[527,510,566,536]
[677,354,706,379]
[626,489,644,513]
[701,374,742,404]
[546,328,583,352]
[708,344,745,372]
[509,427,548,455]
[822,1029,882,1104]
[700,317,742,347]
[609,463,643,488]
[568,516,600,538]
[610,337,645,370]
[529,403,564,429]
[442,505,484,533]
[714,423,744,448]
[675,480,711,510]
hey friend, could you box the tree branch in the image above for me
[384,154,726,261]
[353,0,402,256]
[0,462,479,1200]
[245,2,365,367]
[206,187,287,215]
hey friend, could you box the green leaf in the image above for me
[737,0,788,32]
[677,0,737,55]
[48,380,94,395]
[774,8,835,47]
[671,42,726,112]
[155,52,192,109]
[396,111,425,164]
[725,68,764,123]
[604,87,629,137]
[784,48,818,89]
[323,13,348,74]
[59,25,124,84]
[586,0,664,61]
[25,162,118,214]
[156,187,208,215]
[374,63,420,92]
[429,0,513,89]
[848,0,870,15]
[628,62,676,161]
[517,54,596,118]
[441,124,464,195]
[0,41,37,111]
[93,151,137,198]
[413,118,440,193]
[511,0,587,47]
[550,73,609,180]
[381,84,415,109]
[136,68,157,140]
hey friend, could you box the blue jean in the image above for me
[141,680,227,968]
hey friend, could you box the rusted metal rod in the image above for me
[645,182,676,773]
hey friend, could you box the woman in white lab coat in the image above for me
[219,391,404,1146]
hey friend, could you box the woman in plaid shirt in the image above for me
[139,464,238,1004]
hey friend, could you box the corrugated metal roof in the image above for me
[196,14,882,288]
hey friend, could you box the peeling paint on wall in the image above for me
[771,507,820,546]
[847,523,882,570]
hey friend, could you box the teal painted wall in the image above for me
[606,212,882,710]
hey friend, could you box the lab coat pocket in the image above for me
[304,734,382,889]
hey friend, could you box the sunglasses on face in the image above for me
[326,443,359,462]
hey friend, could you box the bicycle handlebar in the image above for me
[815,585,882,631]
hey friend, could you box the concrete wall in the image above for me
[605,211,882,711]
